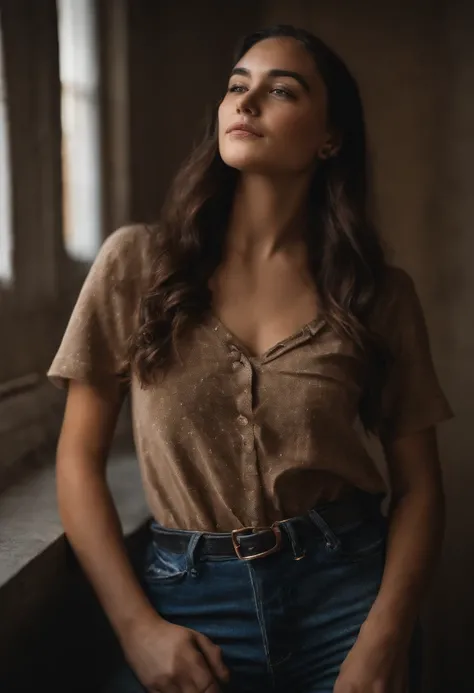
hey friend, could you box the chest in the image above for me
[131,319,366,443]
[209,256,320,358]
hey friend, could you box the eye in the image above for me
[228,84,247,94]
[271,87,294,99]
[227,84,295,99]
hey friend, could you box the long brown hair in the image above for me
[129,24,391,434]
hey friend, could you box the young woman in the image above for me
[49,24,453,693]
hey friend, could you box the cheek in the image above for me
[217,99,225,123]
[275,110,324,161]
[218,96,233,129]
[217,100,231,148]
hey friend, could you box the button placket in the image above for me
[243,438,254,452]
[233,356,252,436]
[225,342,260,521]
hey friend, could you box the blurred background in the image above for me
[0,0,472,691]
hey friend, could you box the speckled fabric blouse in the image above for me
[48,225,453,532]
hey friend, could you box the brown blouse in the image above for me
[48,225,453,532]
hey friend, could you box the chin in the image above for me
[219,148,272,173]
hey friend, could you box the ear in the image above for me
[317,134,342,160]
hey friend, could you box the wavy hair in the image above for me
[129,24,391,434]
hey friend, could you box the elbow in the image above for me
[390,476,446,536]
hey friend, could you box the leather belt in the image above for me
[150,493,381,562]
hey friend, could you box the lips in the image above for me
[226,122,263,137]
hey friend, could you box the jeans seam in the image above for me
[246,564,276,686]
[271,651,293,668]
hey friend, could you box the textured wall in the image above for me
[422,2,474,691]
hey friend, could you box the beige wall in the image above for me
[259,1,472,690]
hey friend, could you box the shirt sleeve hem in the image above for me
[47,361,124,390]
[382,401,454,442]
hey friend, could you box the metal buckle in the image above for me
[231,523,282,561]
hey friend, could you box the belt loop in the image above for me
[186,533,203,578]
[281,521,306,561]
[308,509,341,551]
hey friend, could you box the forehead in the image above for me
[234,37,324,92]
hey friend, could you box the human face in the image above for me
[218,37,332,176]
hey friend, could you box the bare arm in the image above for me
[335,427,445,692]
[56,380,156,637]
[364,427,445,638]
[56,381,229,692]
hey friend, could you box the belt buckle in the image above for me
[231,523,282,561]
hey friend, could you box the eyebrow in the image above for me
[230,67,311,93]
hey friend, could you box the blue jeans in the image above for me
[105,503,415,692]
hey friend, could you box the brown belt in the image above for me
[150,493,383,562]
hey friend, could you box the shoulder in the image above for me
[370,265,425,340]
[91,224,157,291]
[100,223,155,268]
[378,265,419,312]
[382,265,416,303]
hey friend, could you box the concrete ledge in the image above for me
[0,437,150,692]
[0,524,150,693]
[0,437,148,586]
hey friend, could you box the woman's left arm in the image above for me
[335,269,452,692]
[335,426,445,693]
[365,426,444,643]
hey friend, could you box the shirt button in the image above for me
[237,415,249,426]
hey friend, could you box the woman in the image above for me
[49,24,453,693]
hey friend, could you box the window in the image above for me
[0,24,13,283]
[58,0,102,260]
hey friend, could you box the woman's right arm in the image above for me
[57,380,154,632]
[57,380,229,692]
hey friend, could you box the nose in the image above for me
[236,91,259,116]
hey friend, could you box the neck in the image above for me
[225,172,312,259]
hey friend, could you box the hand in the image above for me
[121,613,230,692]
[334,630,409,693]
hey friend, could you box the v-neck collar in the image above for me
[208,311,327,363]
